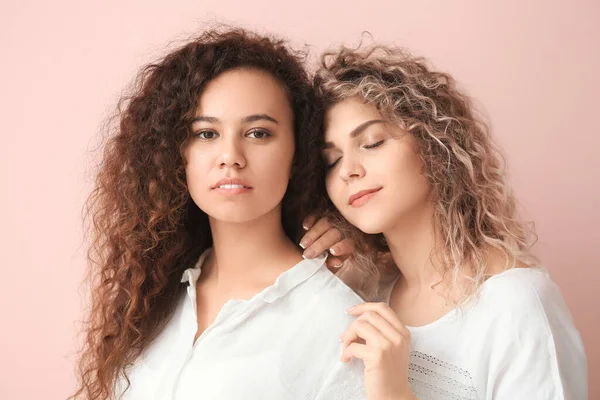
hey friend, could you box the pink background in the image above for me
[1,0,598,398]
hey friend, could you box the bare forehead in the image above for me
[196,69,292,119]
[325,97,383,138]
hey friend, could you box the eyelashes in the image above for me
[192,129,272,140]
[194,130,218,140]
[326,159,340,170]
[363,140,384,149]
[246,129,271,139]
[325,140,385,171]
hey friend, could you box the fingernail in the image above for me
[303,248,315,259]
[333,262,343,269]
[329,247,337,255]
[299,242,306,249]
[302,225,309,231]
[346,306,355,313]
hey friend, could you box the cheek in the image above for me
[278,143,295,174]
[387,153,430,203]
[262,166,290,189]
[255,144,294,187]
[185,151,213,192]
[325,175,345,208]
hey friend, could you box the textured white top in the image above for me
[115,250,366,400]
[383,267,587,400]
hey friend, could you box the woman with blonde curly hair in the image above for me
[311,45,587,399]
[71,27,366,400]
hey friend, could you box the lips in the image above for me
[348,187,382,208]
[212,178,253,196]
[212,178,252,190]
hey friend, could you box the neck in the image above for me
[206,205,301,284]
[383,201,443,289]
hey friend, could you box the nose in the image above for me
[338,153,365,182]
[216,136,246,169]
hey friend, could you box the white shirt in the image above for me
[115,250,366,400]
[382,267,587,400]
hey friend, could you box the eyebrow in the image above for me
[243,114,279,124]
[322,119,385,149]
[190,114,279,125]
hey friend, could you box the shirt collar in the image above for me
[180,248,328,303]
[180,248,211,285]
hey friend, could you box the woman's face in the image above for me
[322,96,431,234]
[184,68,295,224]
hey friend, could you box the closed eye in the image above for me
[363,140,384,149]
[326,158,341,171]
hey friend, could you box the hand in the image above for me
[300,215,355,273]
[341,302,415,400]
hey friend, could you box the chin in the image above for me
[201,207,261,224]
[356,224,385,235]
[207,201,283,225]
[347,215,385,235]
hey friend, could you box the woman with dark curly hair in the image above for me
[314,45,587,399]
[71,28,365,400]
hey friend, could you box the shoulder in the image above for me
[471,267,582,355]
[480,267,567,317]
[287,264,364,336]
[473,268,587,399]
[308,265,365,310]
[476,266,586,370]
[304,263,364,310]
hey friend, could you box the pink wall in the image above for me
[1,0,597,398]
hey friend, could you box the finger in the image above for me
[304,228,342,259]
[339,321,365,346]
[340,319,388,349]
[347,302,408,336]
[302,214,317,231]
[326,256,344,272]
[328,238,355,260]
[341,342,370,363]
[357,311,403,345]
[299,217,332,254]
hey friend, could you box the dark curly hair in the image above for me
[72,27,325,399]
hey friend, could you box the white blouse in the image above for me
[382,267,587,399]
[115,250,366,400]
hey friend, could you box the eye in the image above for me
[326,158,341,171]
[194,130,219,140]
[247,129,271,139]
[363,140,384,149]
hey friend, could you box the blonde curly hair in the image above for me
[314,45,538,302]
